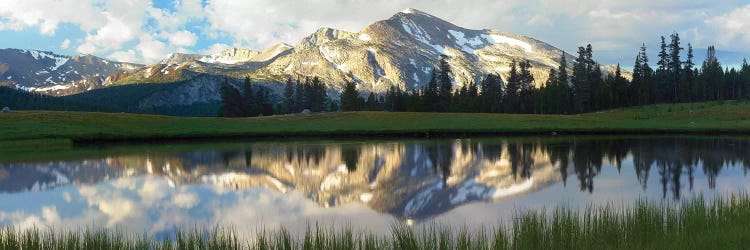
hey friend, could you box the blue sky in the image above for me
[1,0,749,66]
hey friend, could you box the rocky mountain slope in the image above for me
[2,8,630,108]
[0,49,142,94]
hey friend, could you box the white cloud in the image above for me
[0,0,103,34]
[60,39,71,50]
[109,50,138,62]
[2,0,750,65]
[706,4,750,50]
[167,30,198,47]
[203,43,232,54]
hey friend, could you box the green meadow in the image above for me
[1,101,749,145]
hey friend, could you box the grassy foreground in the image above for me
[3,195,750,249]
[1,101,749,145]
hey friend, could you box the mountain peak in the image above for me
[400,8,424,15]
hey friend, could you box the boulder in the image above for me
[1,107,9,113]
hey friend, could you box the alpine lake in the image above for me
[1,136,749,239]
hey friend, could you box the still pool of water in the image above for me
[1,136,749,236]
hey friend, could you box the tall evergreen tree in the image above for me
[701,46,724,101]
[741,59,750,99]
[668,33,683,102]
[424,69,439,112]
[242,77,255,116]
[283,78,296,114]
[518,60,536,113]
[682,44,695,102]
[504,61,520,113]
[218,78,244,117]
[340,81,361,111]
[656,36,671,103]
[572,46,591,113]
[437,56,453,112]
[479,74,503,113]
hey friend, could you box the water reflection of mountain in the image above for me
[1,137,749,219]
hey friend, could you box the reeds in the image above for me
[3,194,750,249]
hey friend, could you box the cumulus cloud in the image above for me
[706,4,750,49]
[167,30,198,47]
[60,39,71,50]
[203,43,232,54]
[1,0,749,64]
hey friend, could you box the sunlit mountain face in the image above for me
[1,137,749,236]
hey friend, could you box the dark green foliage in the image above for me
[219,78,244,117]
[437,55,453,112]
[283,78,296,114]
[504,60,520,113]
[219,77,274,117]
[340,81,362,111]
[0,87,107,112]
[478,74,503,113]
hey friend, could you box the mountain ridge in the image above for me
[1,8,630,109]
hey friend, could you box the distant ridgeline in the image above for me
[0,80,225,117]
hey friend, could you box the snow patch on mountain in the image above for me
[400,17,445,54]
[25,50,69,71]
[448,30,486,53]
[482,34,533,53]
[358,33,372,41]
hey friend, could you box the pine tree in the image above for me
[479,74,502,113]
[504,61,520,113]
[543,68,558,114]
[437,56,453,112]
[741,59,750,99]
[572,46,590,113]
[218,78,243,117]
[310,77,327,112]
[656,36,671,103]
[424,69,439,112]
[283,78,296,114]
[668,33,683,102]
[682,44,695,102]
[518,60,536,113]
[366,92,377,110]
[340,81,360,111]
[242,77,255,116]
[701,46,723,101]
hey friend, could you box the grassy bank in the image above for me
[0,101,749,145]
[2,195,750,249]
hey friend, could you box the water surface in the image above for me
[1,136,749,236]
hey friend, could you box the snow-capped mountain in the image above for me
[2,8,629,100]
[0,49,142,92]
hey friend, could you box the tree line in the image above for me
[221,32,750,116]
[219,76,333,117]
[347,34,750,114]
